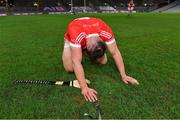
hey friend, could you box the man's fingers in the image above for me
[91,92,98,101]
[123,80,128,84]
[130,79,136,84]
[123,76,139,85]
[86,91,97,102]
[129,78,138,84]
[91,89,98,101]
[92,89,98,94]
[89,91,97,102]
[86,94,92,102]
[129,78,139,85]
[82,88,98,102]
[84,95,89,102]
[89,93,96,102]
[134,80,139,85]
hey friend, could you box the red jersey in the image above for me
[128,3,135,8]
[64,17,115,48]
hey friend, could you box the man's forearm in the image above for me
[72,61,88,89]
[112,50,126,78]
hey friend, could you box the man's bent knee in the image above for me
[96,54,108,65]
[64,67,74,73]
[100,58,108,64]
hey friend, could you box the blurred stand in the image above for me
[0,0,178,16]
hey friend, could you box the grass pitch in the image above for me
[0,13,179,119]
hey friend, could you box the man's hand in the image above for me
[122,76,139,85]
[81,87,98,102]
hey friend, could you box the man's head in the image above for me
[86,37,107,61]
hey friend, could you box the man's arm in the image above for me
[107,41,126,78]
[71,47,98,102]
[107,40,139,85]
[71,47,87,89]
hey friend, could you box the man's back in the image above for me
[64,17,114,48]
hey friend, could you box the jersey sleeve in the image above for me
[66,23,86,48]
[99,20,115,45]
[64,32,69,41]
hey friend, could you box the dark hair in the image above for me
[86,41,107,61]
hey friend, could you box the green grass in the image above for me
[0,13,179,119]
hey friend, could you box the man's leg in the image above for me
[128,8,130,16]
[62,41,74,72]
[96,54,108,65]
